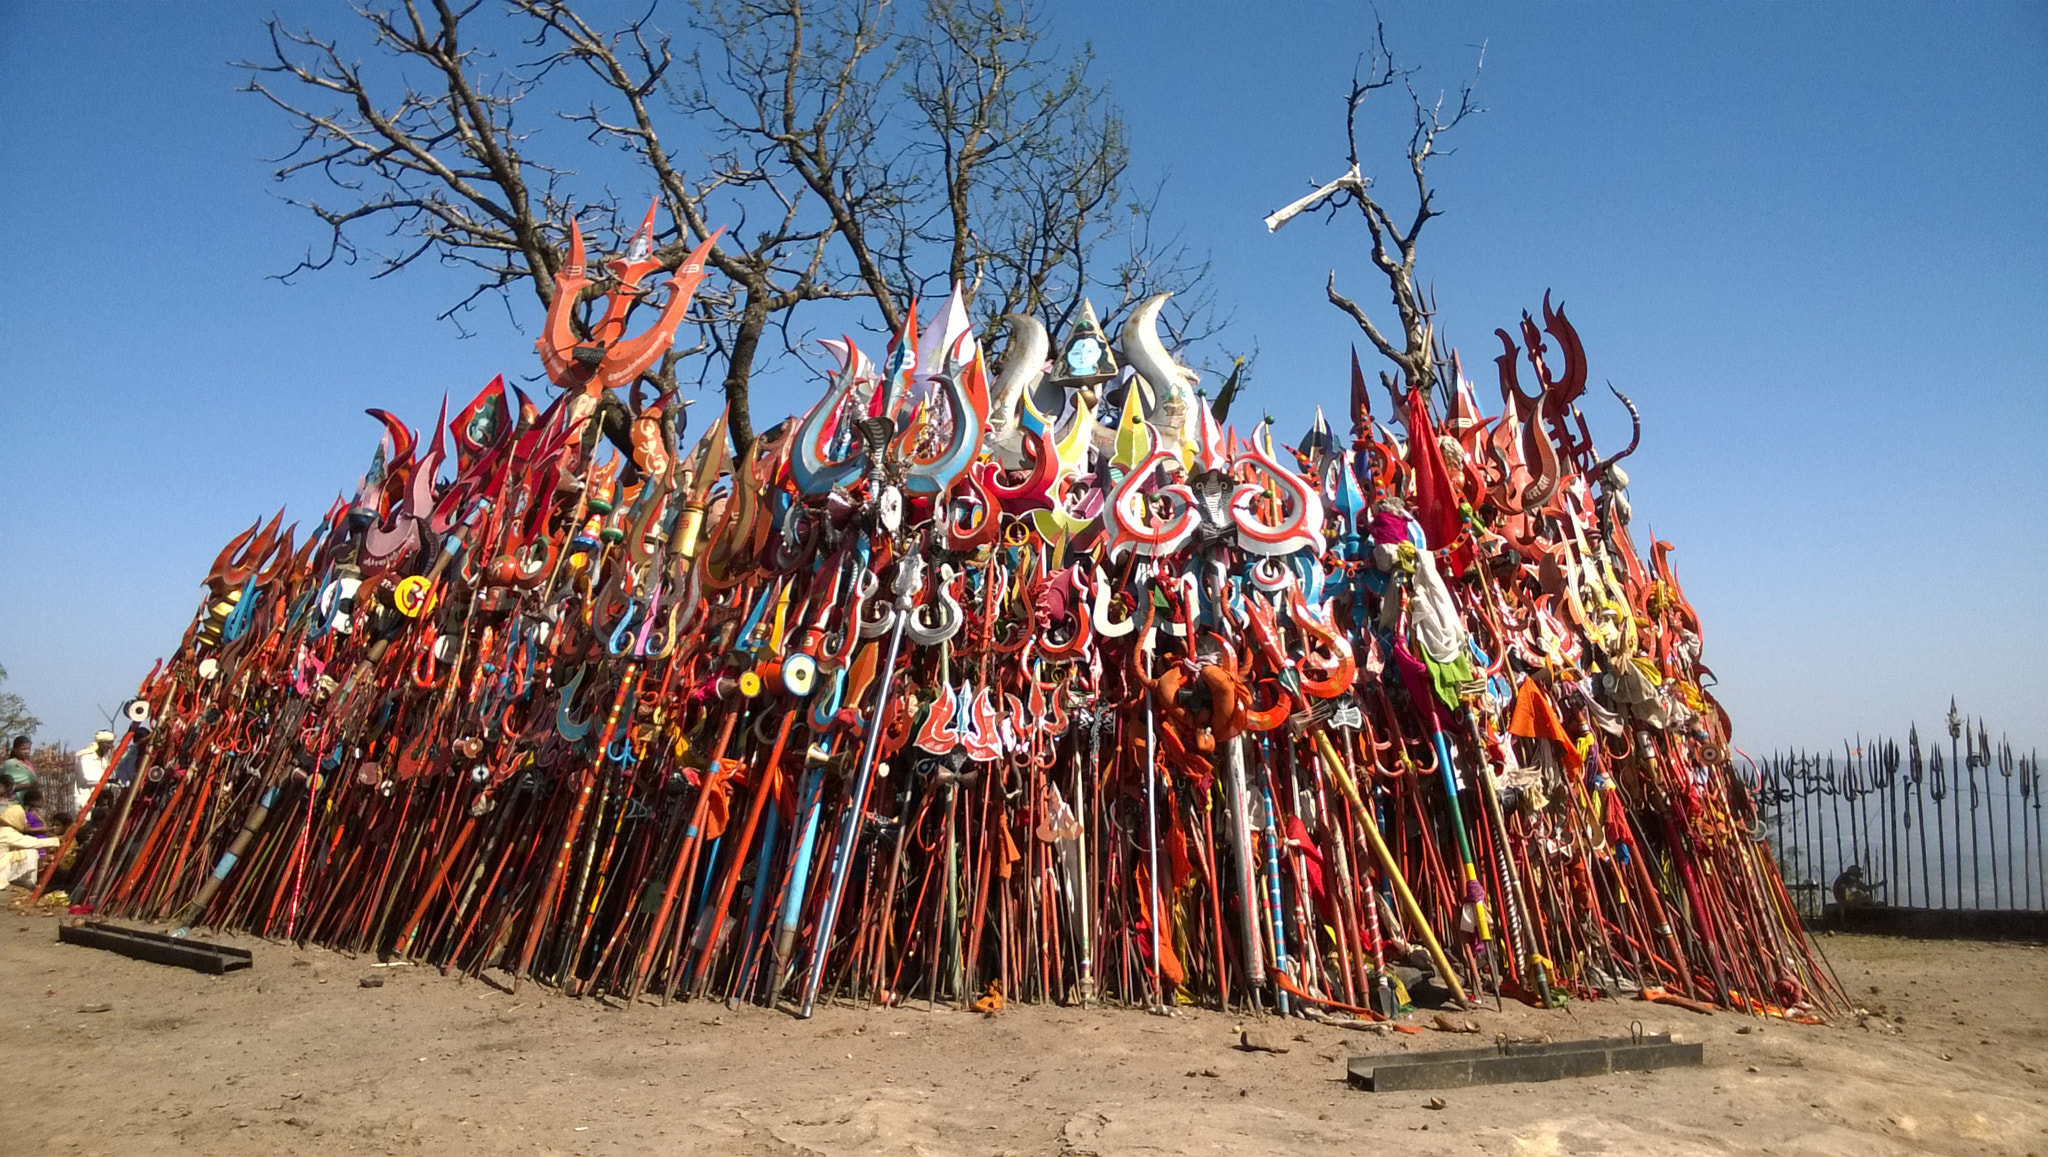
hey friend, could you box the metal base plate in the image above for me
[58,922,254,975]
[1349,1032,1702,1091]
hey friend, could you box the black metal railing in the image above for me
[1750,704,2043,919]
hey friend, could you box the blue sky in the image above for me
[0,2,2041,757]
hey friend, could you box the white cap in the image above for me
[95,730,115,743]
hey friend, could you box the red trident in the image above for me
[537,202,724,396]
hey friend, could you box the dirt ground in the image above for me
[6,902,2044,1157]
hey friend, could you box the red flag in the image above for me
[1404,387,1461,551]
[1166,815,1196,893]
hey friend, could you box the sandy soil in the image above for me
[6,902,2044,1157]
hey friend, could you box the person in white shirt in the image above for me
[75,731,115,815]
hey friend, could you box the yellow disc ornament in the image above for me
[393,575,438,618]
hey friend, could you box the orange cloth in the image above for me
[1509,678,1583,772]
[997,822,1023,879]
[700,758,747,841]
[1166,817,1196,893]
[1134,863,1187,989]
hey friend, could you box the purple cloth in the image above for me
[1367,511,1410,547]
[1392,636,1450,731]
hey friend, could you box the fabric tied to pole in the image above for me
[701,758,744,841]
[1510,678,1584,772]
[1392,637,1451,730]
[1404,387,1462,551]
[1284,815,1326,902]
[1133,862,1187,989]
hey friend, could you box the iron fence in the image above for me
[1750,703,2043,919]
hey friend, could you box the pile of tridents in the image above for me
[53,212,1844,1021]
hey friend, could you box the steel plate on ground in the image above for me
[58,921,254,975]
[1348,1032,1702,1092]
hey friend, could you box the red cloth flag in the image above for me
[1405,387,1461,551]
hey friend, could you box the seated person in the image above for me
[1831,864,1882,909]
[2,785,59,890]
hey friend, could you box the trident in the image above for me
[797,542,926,1017]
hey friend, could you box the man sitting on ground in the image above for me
[1832,865,1883,909]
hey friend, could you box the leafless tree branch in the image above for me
[1264,16,1484,402]
[247,0,1225,454]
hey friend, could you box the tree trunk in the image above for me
[721,288,769,457]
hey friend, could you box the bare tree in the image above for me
[1264,20,1483,402]
[899,0,1217,346]
[246,0,1219,454]
[522,0,898,452]
[676,0,1219,350]
[245,4,571,322]
[246,0,867,453]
